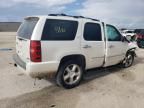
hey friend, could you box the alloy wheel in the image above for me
[63,64,81,85]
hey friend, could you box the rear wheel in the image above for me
[122,52,134,68]
[56,60,83,89]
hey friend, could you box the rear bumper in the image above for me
[13,54,26,70]
[13,54,59,78]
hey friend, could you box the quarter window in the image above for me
[42,19,78,41]
[84,23,102,41]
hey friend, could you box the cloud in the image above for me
[0,0,77,22]
[0,0,144,28]
[76,0,144,28]
[0,0,76,8]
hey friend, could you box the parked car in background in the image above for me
[13,14,137,89]
[136,29,144,48]
[122,30,136,41]
[122,30,135,36]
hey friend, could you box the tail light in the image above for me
[30,41,41,62]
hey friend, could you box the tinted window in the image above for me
[42,19,78,40]
[106,25,121,41]
[84,23,102,41]
[18,17,38,39]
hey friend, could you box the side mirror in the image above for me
[122,36,130,43]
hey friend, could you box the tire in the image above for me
[56,60,84,89]
[137,40,142,48]
[122,52,134,68]
[137,42,141,48]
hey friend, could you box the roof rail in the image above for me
[49,13,73,17]
[48,13,100,21]
[84,17,99,21]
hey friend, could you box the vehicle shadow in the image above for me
[47,57,142,86]
[83,65,123,81]
[45,65,123,85]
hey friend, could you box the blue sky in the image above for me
[0,0,144,28]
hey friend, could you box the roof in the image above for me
[25,13,100,22]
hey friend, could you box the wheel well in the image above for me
[126,48,136,57]
[59,55,86,69]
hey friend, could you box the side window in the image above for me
[42,19,78,41]
[106,25,121,41]
[84,23,102,41]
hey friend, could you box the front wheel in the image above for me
[56,60,83,89]
[122,52,134,68]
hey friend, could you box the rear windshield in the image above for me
[42,19,78,40]
[18,17,39,39]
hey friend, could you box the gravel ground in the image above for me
[0,32,144,108]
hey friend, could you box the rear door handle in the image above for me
[83,45,92,49]
[109,45,115,48]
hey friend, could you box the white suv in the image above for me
[13,14,137,88]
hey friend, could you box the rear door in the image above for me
[16,17,39,62]
[81,21,105,69]
[104,24,127,67]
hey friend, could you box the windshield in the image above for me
[18,17,39,39]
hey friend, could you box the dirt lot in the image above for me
[0,32,144,108]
